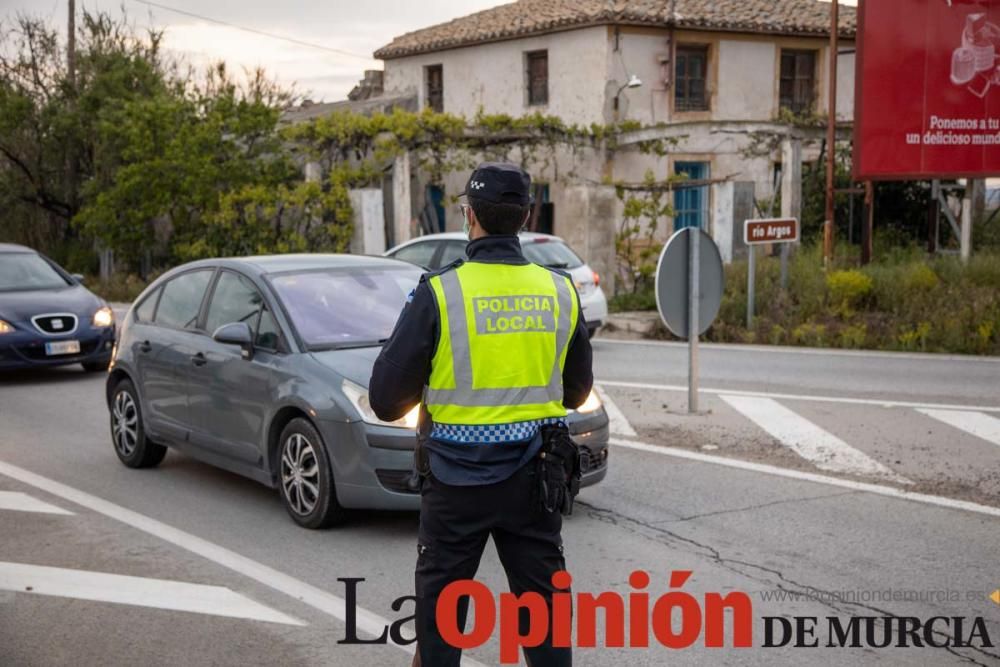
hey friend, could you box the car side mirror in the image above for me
[213,322,254,359]
[71,273,85,284]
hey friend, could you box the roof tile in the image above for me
[374,0,856,60]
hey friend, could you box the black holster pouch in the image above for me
[537,422,582,516]
[405,404,432,493]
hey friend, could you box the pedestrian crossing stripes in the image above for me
[597,379,1000,486]
[916,409,1000,450]
[0,561,305,626]
[594,384,636,437]
[0,491,73,515]
[720,395,912,484]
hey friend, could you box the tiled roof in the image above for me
[374,0,856,60]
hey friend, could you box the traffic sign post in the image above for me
[688,227,700,412]
[743,218,799,328]
[654,227,724,413]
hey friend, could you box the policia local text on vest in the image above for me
[370,162,594,667]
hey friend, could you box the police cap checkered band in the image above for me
[463,162,533,206]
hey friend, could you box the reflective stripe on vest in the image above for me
[425,262,577,424]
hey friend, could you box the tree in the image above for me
[0,12,172,265]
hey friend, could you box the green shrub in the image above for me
[88,273,154,303]
[612,244,1000,355]
[608,286,657,313]
[837,323,868,349]
[826,269,873,316]
[900,263,939,292]
[791,321,827,347]
[897,322,931,352]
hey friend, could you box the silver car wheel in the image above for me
[280,433,320,516]
[112,390,139,457]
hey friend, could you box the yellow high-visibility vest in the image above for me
[425,261,579,426]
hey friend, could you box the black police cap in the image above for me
[464,162,534,206]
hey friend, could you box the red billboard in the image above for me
[854,0,1000,179]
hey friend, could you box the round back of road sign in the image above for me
[654,227,724,338]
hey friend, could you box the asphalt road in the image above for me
[1,342,999,666]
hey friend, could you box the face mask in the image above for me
[461,205,472,238]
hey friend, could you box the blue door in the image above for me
[674,161,710,230]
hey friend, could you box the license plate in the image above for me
[45,340,81,356]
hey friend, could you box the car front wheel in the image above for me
[277,418,346,529]
[110,379,166,468]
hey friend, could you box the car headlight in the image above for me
[92,306,114,328]
[341,379,419,429]
[0,319,13,334]
[574,388,603,414]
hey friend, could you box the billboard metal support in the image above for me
[862,181,874,265]
[961,187,973,264]
[928,181,940,254]
[824,0,839,268]
[934,182,963,243]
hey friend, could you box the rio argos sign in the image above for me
[854,0,1000,179]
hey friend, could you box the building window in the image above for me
[675,45,709,112]
[674,161,710,230]
[425,64,443,112]
[526,50,548,106]
[779,49,817,115]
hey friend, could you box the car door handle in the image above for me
[191,353,207,367]
[139,341,152,353]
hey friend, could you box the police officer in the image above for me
[370,162,593,666]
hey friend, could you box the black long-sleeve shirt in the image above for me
[370,234,594,485]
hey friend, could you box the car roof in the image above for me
[175,253,417,276]
[399,231,558,243]
[388,231,563,252]
[0,243,34,254]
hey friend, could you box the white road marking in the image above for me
[0,461,489,665]
[608,438,1000,519]
[594,384,636,437]
[594,337,1000,363]
[719,395,909,483]
[596,379,1000,413]
[917,409,1000,449]
[0,491,73,515]
[0,561,304,626]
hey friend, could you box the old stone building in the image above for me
[364,0,857,285]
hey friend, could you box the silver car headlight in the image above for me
[92,306,114,328]
[341,379,419,429]
[573,388,603,414]
[0,319,13,334]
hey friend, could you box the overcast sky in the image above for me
[0,0,857,102]
[0,0,503,101]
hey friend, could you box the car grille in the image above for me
[578,445,608,474]
[32,314,78,335]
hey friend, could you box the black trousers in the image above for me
[415,462,571,667]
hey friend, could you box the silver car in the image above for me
[386,232,609,338]
[106,255,610,529]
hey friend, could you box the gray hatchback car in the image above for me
[107,254,610,528]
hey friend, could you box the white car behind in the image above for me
[385,232,608,338]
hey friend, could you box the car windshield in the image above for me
[270,266,422,350]
[522,240,584,269]
[0,253,71,291]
